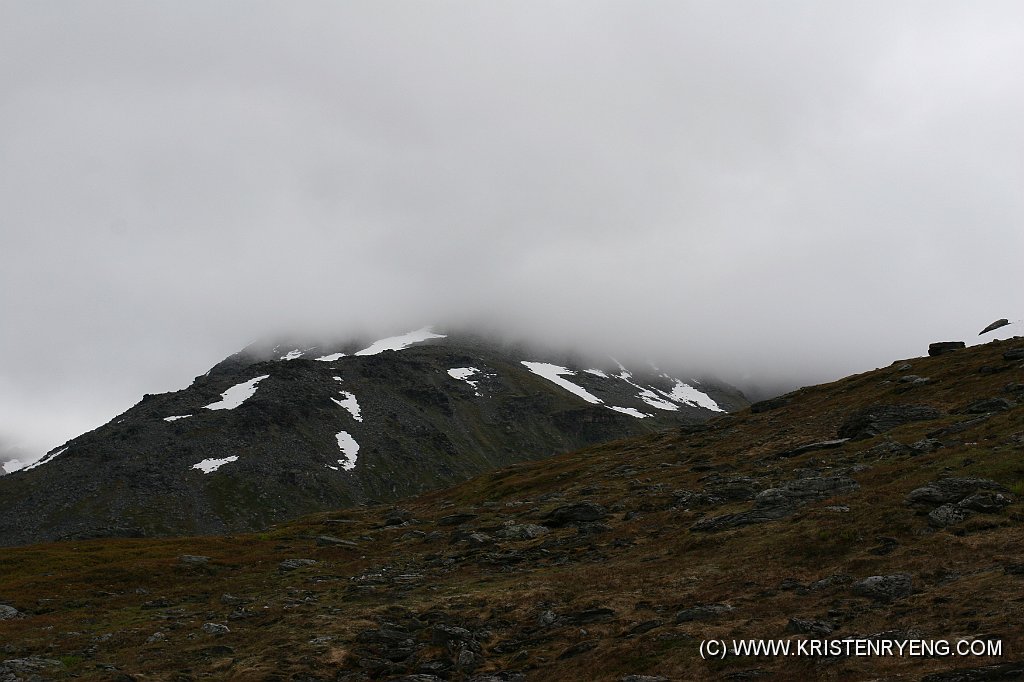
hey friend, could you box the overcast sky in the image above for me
[2,2,1023,467]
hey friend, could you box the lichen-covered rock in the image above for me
[852,574,913,601]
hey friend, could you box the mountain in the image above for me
[0,327,745,546]
[1,337,1022,680]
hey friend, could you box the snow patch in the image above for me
[521,362,602,404]
[447,367,483,395]
[335,431,360,470]
[279,349,304,361]
[204,375,270,411]
[192,456,238,474]
[665,379,724,412]
[164,415,191,422]
[325,463,339,471]
[24,447,68,471]
[584,368,609,378]
[315,352,346,362]
[332,391,362,422]
[608,406,649,418]
[2,458,27,474]
[355,327,446,355]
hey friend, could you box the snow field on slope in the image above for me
[203,375,270,411]
[355,327,446,356]
[335,431,359,470]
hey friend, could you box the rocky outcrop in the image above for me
[838,404,942,440]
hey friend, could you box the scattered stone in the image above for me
[545,501,608,526]
[910,438,944,454]
[621,676,669,682]
[928,504,972,528]
[431,624,474,645]
[978,365,1012,375]
[906,479,1009,507]
[703,476,761,501]
[852,574,913,602]
[958,398,1015,414]
[898,374,928,383]
[929,341,965,356]
[537,610,557,627]
[674,604,734,623]
[0,657,63,675]
[838,404,942,440]
[896,363,913,371]
[465,533,493,547]
[178,554,210,565]
[201,622,230,635]
[495,523,549,540]
[786,618,833,635]
[278,559,317,571]
[146,631,167,643]
[0,605,20,621]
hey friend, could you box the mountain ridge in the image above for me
[0,327,746,546]
[1,336,1022,679]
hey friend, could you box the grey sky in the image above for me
[2,2,1023,464]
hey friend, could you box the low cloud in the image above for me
[2,3,1023,462]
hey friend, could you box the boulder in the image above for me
[852,574,913,601]
[545,501,608,526]
[929,341,965,356]
[905,478,1009,507]
[928,504,972,528]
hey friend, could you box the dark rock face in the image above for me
[0,332,747,546]
[929,341,966,356]
[837,404,942,440]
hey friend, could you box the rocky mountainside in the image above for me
[0,328,745,546]
[1,338,1022,680]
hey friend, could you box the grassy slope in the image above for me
[2,338,1023,681]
